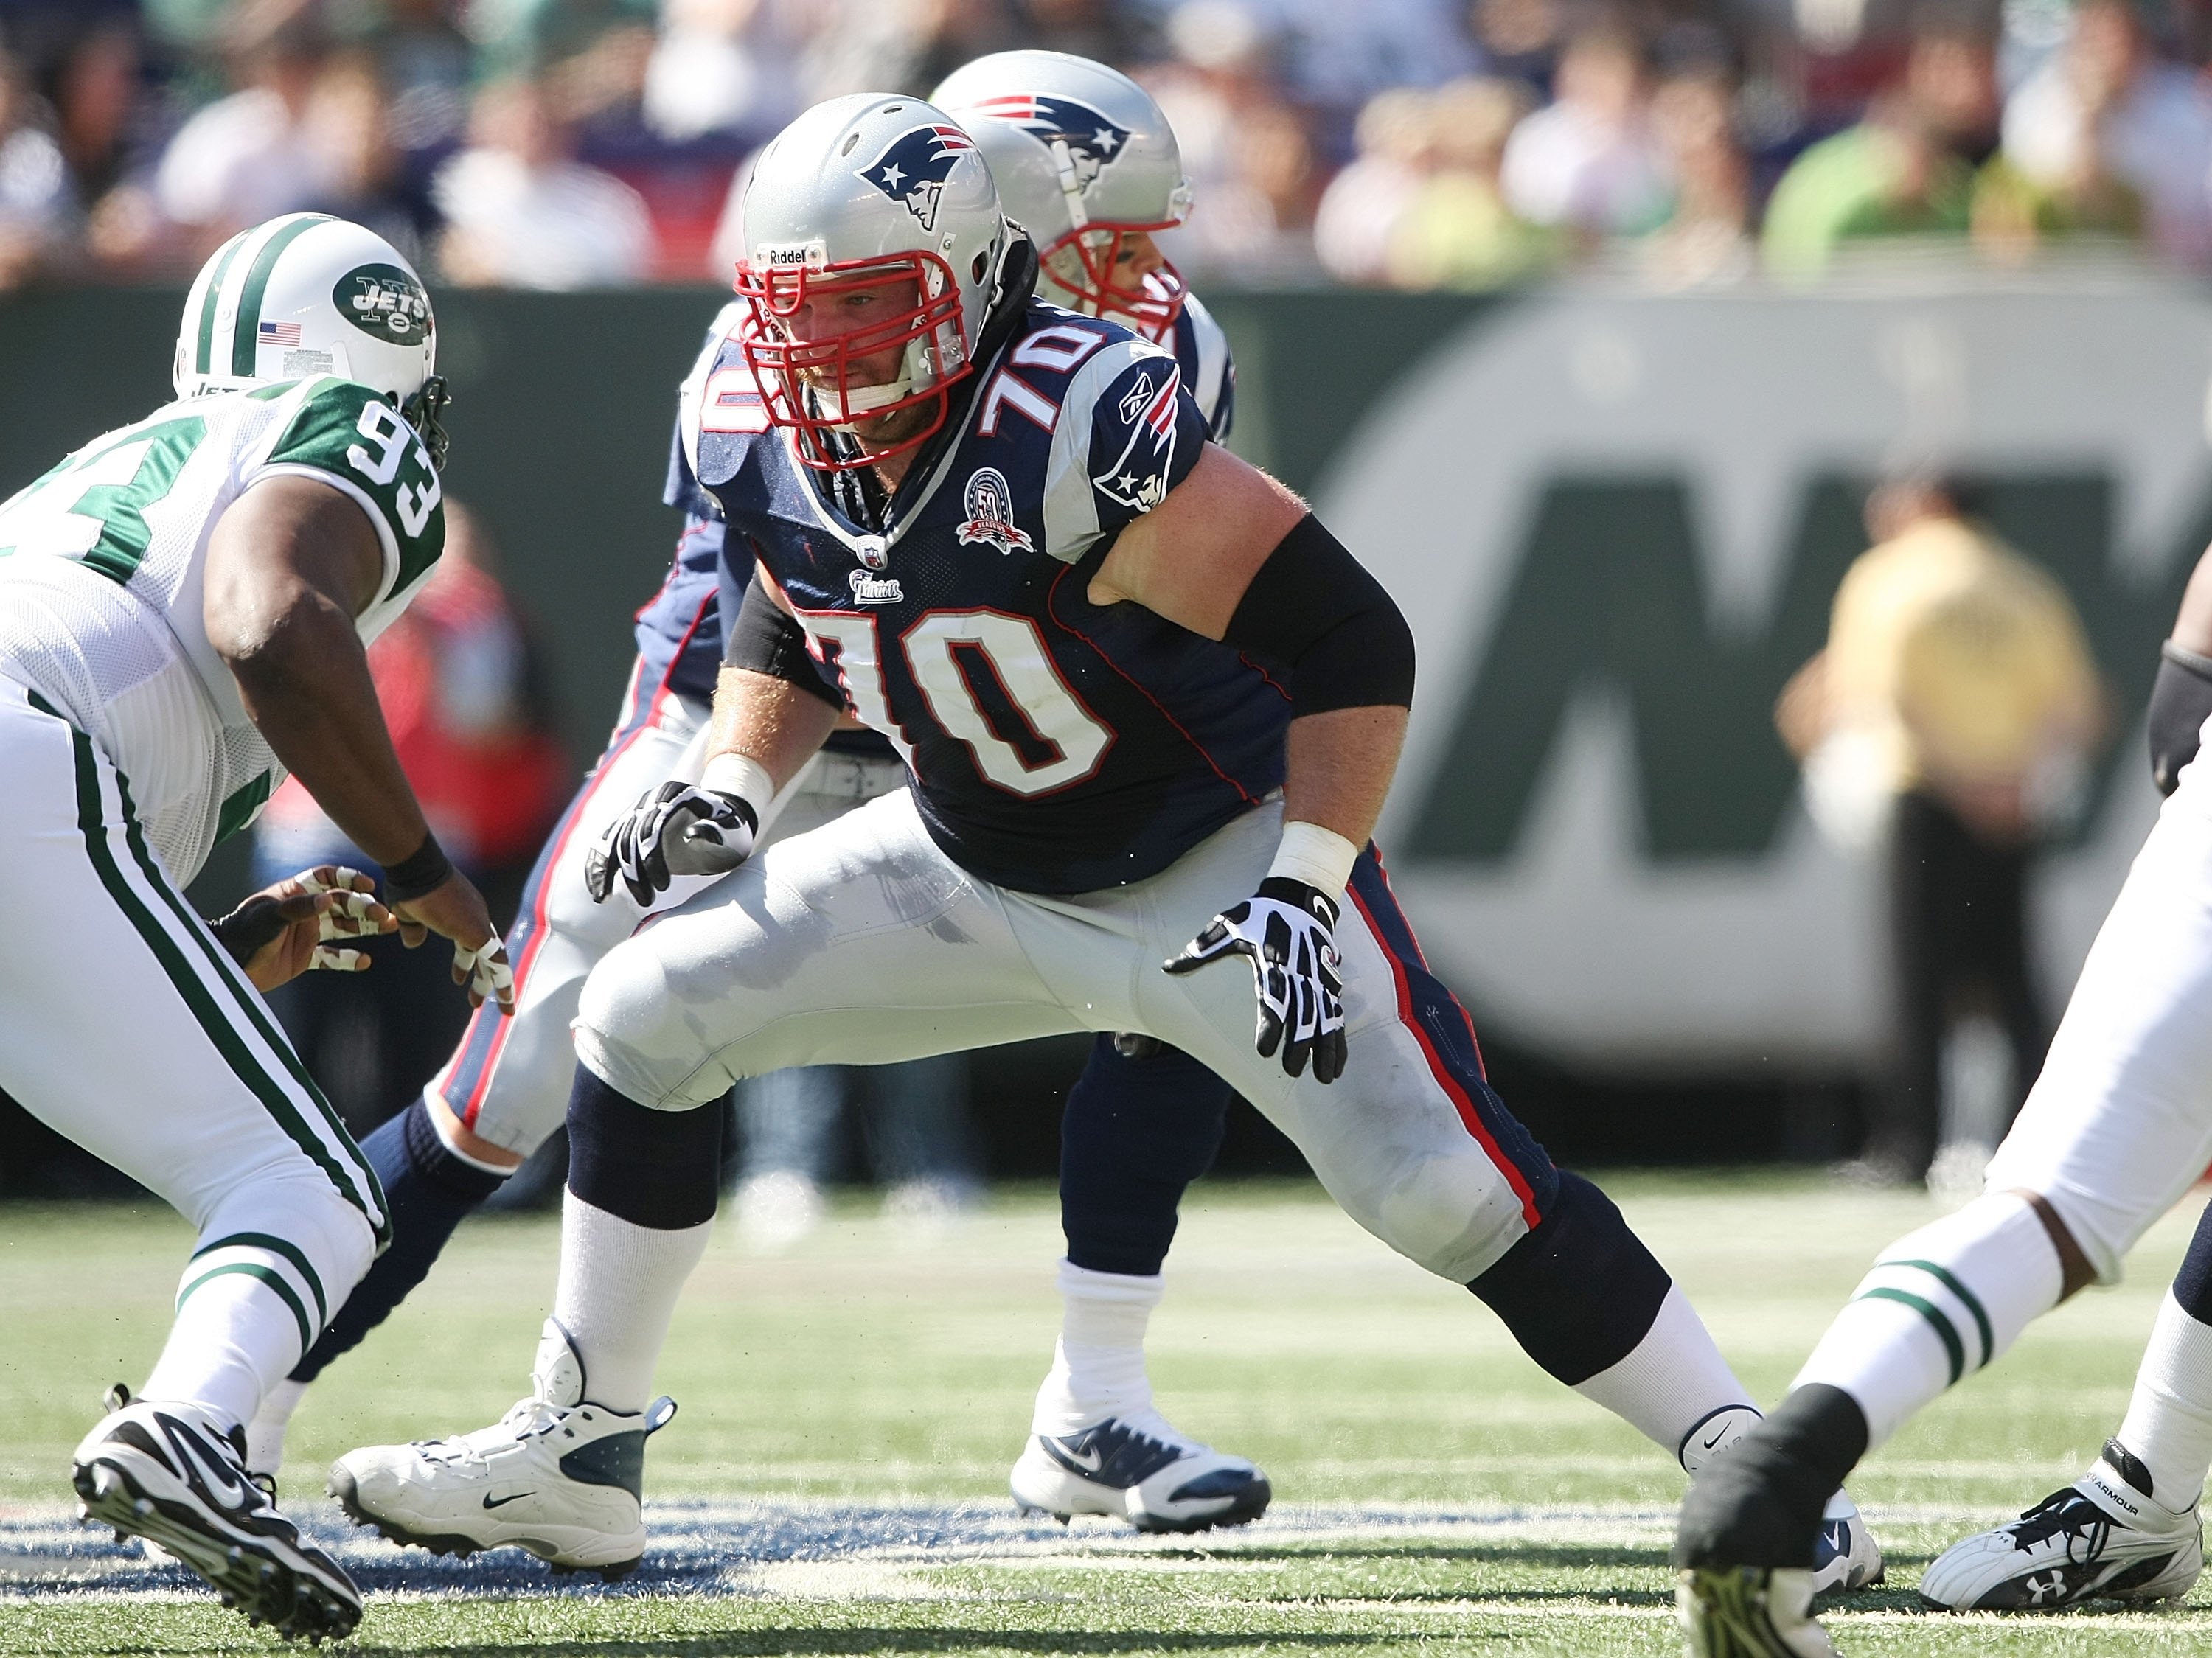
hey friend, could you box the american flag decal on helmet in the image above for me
[854,124,978,234]
[258,320,302,346]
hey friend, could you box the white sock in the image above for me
[550,1192,712,1414]
[244,1378,309,1476]
[141,1272,305,1432]
[1031,1260,1161,1435]
[2115,1291,2212,1514]
[1793,1190,2062,1448]
[1572,1281,1759,1463]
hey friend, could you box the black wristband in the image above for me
[2151,642,2212,796]
[380,832,453,903]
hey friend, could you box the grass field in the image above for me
[3,1171,2210,1656]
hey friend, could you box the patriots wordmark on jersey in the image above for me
[689,301,1287,896]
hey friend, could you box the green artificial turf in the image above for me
[1,1173,2205,1654]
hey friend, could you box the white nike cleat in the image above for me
[1808,1489,1884,1596]
[73,1386,361,1643]
[1011,1411,1271,1533]
[1677,1566,1837,1658]
[328,1320,674,1578]
[1679,1407,1883,1597]
[1919,1439,2203,1612]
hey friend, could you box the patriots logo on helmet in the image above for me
[855,124,977,233]
[964,95,1133,192]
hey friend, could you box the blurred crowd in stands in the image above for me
[0,0,2208,297]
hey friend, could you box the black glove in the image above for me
[1164,877,1348,1083]
[584,781,758,906]
[2149,641,2212,796]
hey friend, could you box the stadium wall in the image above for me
[0,278,2199,1164]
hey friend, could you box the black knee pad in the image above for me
[566,1067,723,1230]
[1467,1169,1673,1386]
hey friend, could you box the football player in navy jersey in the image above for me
[331,92,1878,1594]
[930,52,1262,1530]
[234,56,1266,1534]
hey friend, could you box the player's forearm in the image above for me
[2175,543,2212,657]
[226,600,431,866]
[1281,705,1405,860]
[703,666,839,796]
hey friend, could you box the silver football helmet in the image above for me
[932,51,1192,340]
[734,93,1011,471]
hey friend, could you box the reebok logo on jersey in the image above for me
[961,94,1133,193]
[849,569,904,605]
[854,125,977,234]
[956,467,1034,557]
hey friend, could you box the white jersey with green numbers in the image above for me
[0,375,444,885]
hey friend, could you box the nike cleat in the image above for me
[73,1386,361,1643]
[1677,1565,1837,1658]
[1919,1440,2203,1611]
[1010,1412,1270,1534]
[1678,1407,1883,1598]
[329,1320,673,1577]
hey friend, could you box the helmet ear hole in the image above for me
[971,250,989,284]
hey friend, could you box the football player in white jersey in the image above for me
[243,52,1276,1540]
[0,212,512,1641]
[1674,551,2212,1654]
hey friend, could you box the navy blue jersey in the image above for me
[642,296,1235,711]
[689,299,1288,895]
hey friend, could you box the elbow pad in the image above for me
[724,569,844,711]
[1222,513,1414,716]
[2150,640,2212,795]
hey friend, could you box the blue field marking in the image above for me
[0,1499,1685,1602]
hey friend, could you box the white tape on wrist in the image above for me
[700,751,777,814]
[1267,821,1360,902]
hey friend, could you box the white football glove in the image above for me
[1165,877,1349,1083]
[209,865,392,974]
[584,781,759,907]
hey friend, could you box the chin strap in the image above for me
[403,376,452,471]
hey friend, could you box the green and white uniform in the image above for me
[0,375,442,1427]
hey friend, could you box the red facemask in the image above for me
[734,249,973,473]
[1042,224,1189,342]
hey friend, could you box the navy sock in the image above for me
[2172,1195,2212,1325]
[290,1097,507,1382]
[1060,1035,1231,1278]
[1467,1170,1673,1386]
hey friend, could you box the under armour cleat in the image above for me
[73,1386,361,1643]
[1919,1440,2203,1612]
[1010,1412,1270,1533]
[1677,1565,1837,1658]
[328,1319,673,1577]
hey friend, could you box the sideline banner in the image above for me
[1312,279,2208,1069]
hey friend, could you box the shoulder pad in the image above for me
[1177,293,1234,442]
[675,302,770,498]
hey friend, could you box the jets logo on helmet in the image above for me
[966,95,1133,192]
[956,466,1034,557]
[854,124,979,234]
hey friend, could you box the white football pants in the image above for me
[0,677,381,1409]
[577,787,1549,1284]
[428,658,908,1157]
[1984,717,2212,1281]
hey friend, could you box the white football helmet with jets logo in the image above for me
[173,212,449,464]
[932,51,1193,339]
[735,94,1012,471]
